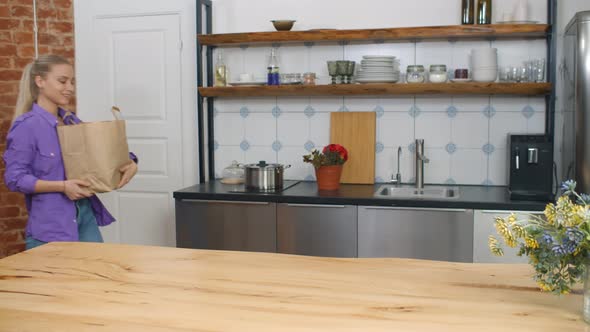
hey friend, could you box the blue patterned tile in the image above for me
[373,39,385,44]
[214,107,220,117]
[375,142,384,153]
[482,143,495,155]
[482,105,496,118]
[521,105,535,119]
[408,105,421,118]
[304,105,316,118]
[272,106,282,118]
[408,177,416,183]
[445,178,457,185]
[375,176,385,183]
[338,105,350,112]
[338,40,349,46]
[240,106,250,118]
[272,140,283,152]
[446,105,458,118]
[445,142,457,154]
[304,140,315,152]
[304,174,315,181]
[374,105,385,118]
[408,142,416,153]
[482,179,494,186]
[304,42,315,48]
[240,140,250,151]
[271,43,281,49]
[213,140,219,151]
[239,44,249,50]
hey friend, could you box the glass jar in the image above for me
[303,72,316,85]
[220,160,244,184]
[406,65,425,83]
[429,64,448,83]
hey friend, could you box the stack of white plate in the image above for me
[356,55,400,83]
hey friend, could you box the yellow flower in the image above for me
[544,203,556,225]
[488,235,504,256]
[507,213,517,224]
[494,218,517,247]
[555,196,576,226]
[512,224,526,238]
[524,236,538,249]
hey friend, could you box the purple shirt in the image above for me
[3,104,134,242]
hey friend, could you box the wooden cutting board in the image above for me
[330,112,376,184]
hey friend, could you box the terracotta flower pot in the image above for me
[315,165,343,191]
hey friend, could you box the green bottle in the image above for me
[477,0,492,25]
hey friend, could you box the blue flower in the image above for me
[551,244,566,256]
[562,240,577,254]
[561,180,577,193]
[565,228,584,244]
[578,193,590,205]
[541,233,554,245]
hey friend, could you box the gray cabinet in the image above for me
[175,199,276,253]
[358,206,474,262]
[473,210,542,263]
[277,203,357,257]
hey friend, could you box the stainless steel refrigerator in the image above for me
[563,11,590,193]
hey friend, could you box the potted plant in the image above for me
[489,180,590,322]
[303,144,348,190]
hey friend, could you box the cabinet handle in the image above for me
[286,203,346,208]
[181,199,270,205]
[481,210,543,214]
[364,206,468,213]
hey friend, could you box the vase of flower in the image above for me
[303,144,348,191]
[315,165,343,190]
[489,180,590,322]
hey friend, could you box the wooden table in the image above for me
[0,242,585,331]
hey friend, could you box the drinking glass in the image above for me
[345,61,356,84]
[336,61,348,84]
[534,59,545,82]
[327,61,338,84]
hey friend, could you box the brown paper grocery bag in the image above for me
[57,107,130,193]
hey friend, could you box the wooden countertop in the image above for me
[0,242,584,331]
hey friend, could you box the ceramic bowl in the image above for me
[271,20,296,31]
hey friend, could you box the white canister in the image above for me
[428,64,448,83]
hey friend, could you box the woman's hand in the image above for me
[117,160,138,189]
[64,179,92,200]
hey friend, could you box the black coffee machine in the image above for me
[509,135,554,201]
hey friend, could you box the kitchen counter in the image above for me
[0,242,583,331]
[173,181,549,211]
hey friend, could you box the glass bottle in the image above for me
[267,48,280,86]
[476,0,492,25]
[214,50,228,87]
[461,0,474,24]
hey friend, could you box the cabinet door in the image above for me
[175,199,276,253]
[277,203,357,258]
[358,206,474,262]
[473,210,543,263]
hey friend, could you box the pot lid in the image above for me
[244,160,284,169]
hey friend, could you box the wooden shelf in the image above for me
[198,24,550,46]
[198,82,551,98]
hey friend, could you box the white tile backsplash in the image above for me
[451,149,488,185]
[423,148,450,184]
[489,112,529,149]
[415,113,451,149]
[279,147,311,180]
[215,113,244,145]
[245,146,277,165]
[452,112,489,149]
[244,113,277,145]
[277,113,309,147]
[379,112,414,148]
[489,149,509,186]
[415,41,453,69]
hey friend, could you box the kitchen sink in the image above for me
[374,185,460,199]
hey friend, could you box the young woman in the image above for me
[3,55,138,249]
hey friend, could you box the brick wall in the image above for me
[0,0,74,258]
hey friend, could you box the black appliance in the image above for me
[509,135,554,201]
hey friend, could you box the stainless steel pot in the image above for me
[243,161,291,191]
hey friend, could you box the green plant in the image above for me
[303,144,348,169]
[489,180,590,294]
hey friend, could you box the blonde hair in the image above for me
[13,55,71,122]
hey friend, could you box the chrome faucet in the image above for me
[415,139,429,189]
[390,146,402,185]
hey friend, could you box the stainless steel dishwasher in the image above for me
[358,206,474,262]
[277,203,357,257]
[175,199,277,253]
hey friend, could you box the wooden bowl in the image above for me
[271,20,296,31]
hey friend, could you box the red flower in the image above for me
[323,144,348,162]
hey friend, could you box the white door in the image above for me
[74,0,198,246]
